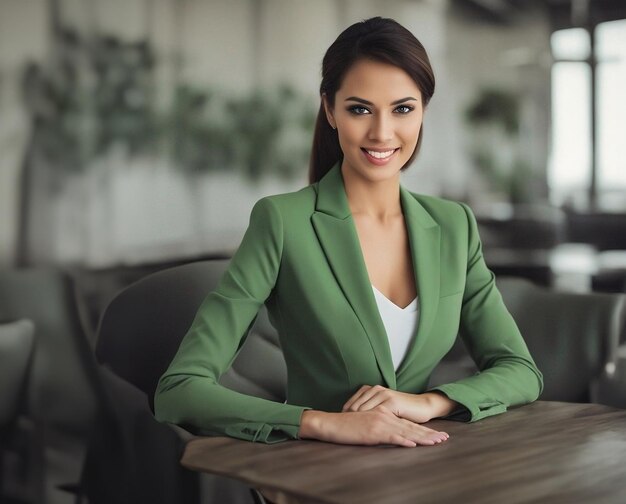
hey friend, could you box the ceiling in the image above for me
[453,0,626,29]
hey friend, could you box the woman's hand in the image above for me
[342,385,460,424]
[298,406,449,447]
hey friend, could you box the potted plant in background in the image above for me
[463,87,565,250]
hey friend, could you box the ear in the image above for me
[321,93,336,130]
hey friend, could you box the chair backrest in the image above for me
[0,269,99,435]
[95,259,288,411]
[496,277,626,402]
[0,319,35,429]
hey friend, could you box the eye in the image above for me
[395,105,414,114]
[347,105,370,115]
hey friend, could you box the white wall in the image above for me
[0,0,49,267]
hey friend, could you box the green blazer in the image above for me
[154,162,543,444]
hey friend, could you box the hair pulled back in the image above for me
[308,17,435,184]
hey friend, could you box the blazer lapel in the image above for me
[310,162,441,389]
[311,162,396,389]
[395,185,441,380]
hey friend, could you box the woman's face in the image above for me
[323,58,424,184]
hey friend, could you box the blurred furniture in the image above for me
[430,276,626,406]
[181,401,626,504]
[91,259,287,504]
[475,203,567,250]
[472,204,608,290]
[78,364,202,504]
[563,209,626,295]
[0,320,35,437]
[484,243,600,291]
[483,247,554,287]
[0,269,100,504]
[594,343,626,410]
[483,243,601,291]
[592,250,626,293]
[94,259,287,410]
[0,319,42,504]
[566,210,626,251]
[499,277,626,403]
[68,251,231,344]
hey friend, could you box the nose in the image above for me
[368,113,394,143]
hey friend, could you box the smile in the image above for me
[363,149,397,158]
[360,147,399,165]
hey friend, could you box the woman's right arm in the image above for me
[154,197,309,444]
[155,196,448,446]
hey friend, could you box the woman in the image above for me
[154,16,543,448]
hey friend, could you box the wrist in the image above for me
[298,409,327,440]
[423,391,460,419]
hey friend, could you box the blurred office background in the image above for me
[1,0,625,300]
[1,1,626,503]
[2,0,626,277]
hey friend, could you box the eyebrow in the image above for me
[344,96,418,106]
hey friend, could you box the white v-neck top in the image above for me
[371,284,419,371]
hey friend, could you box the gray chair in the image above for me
[0,319,41,504]
[429,276,626,405]
[92,259,287,504]
[0,319,36,432]
[0,269,100,504]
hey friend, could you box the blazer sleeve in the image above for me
[427,202,544,422]
[154,197,311,443]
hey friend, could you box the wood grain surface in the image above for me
[181,401,626,504]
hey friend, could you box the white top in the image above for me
[371,284,419,371]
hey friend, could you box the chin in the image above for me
[360,165,402,182]
[343,153,404,182]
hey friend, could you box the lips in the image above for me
[361,147,400,166]
[361,147,399,159]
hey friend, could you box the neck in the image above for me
[341,163,403,221]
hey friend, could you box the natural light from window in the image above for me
[597,19,626,190]
[549,22,626,208]
[548,29,591,198]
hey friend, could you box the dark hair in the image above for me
[308,17,435,184]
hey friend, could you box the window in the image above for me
[549,21,626,210]
[597,20,626,193]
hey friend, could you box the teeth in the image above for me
[366,149,396,159]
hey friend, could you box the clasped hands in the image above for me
[299,385,456,447]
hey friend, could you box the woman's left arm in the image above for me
[425,202,544,422]
[343,202,543,423]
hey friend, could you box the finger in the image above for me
[342,385,371,412]
[355,395,386,412]
[343,387,375,412]
[346,387,382,412]
[412,432,442,446]
[347,385,390,412]
[428,430,450,442]
[388,433,417,448]
[425,430,449,443]
[403,422,450,445]
[409,421,449,438]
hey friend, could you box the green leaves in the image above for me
[465,88,519,136]
[22,27,315,182]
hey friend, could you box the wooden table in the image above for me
[181,401,626,503]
